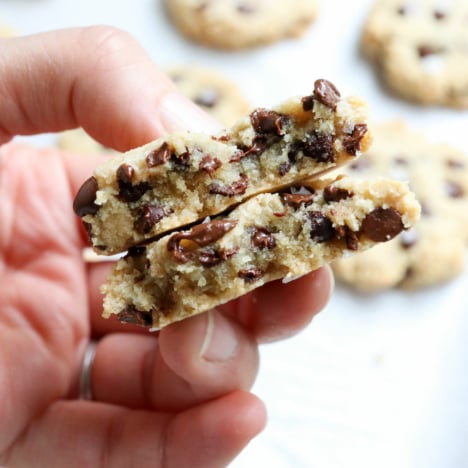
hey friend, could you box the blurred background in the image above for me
[1,0,467,466]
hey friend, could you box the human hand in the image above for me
[0,27,333,467]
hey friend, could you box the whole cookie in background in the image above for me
[0,21,16,37]
[166,65,251,126]
[164,0,318,50]
[362,0,468,108]
[57,128,114,154]
[332,121,468,292]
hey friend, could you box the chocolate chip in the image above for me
[209,173,249,196]
[446,159,465,169]
[418,44,438,58]
[397,6,406,15]
[313,79,341,110]
[349,157,372,171]
[282,192,315,208]
[146,142,172,167]
[250,109,286,136]
[302,132,334,162]
[117,164,151,202]
[342,124,368,155]
[307,211,335,242]
[199,155,222,177]
[172,150,191,167]
[168,219,238,263]
[301,95,315,112]
[237,3,256,14]
[117,305,152,327]
[278,161,291,176]
[336,225,359,251]
[134,205,168,234]
[195,88,219,108]
[360,208,404,242]
[73,176,100,217]
[251,227,276,250]
[434,10,446,20]
[238,268,263,283]
[323,185,353,203]
[198,246,239,267]
[446,181,464,198]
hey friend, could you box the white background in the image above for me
[2,0,468,467]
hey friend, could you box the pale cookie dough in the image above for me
[166,65,251,126]
[332,121,468,291]
[164,0,318,50]
[74,80,371,255]
[362,0,468,108]
[102,175,420,329]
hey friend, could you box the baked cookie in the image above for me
[166,65,251,126]
[362,0,468,108]
[332,121,468,291]
[102,176,420,329]
[164,0,318,50]
[73,80,371,255]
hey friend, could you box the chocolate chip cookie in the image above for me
[102,175,420,329]
[332,121,468,291]
[74,80,371,255]
[164,0,318,50]
[362,0,468,108]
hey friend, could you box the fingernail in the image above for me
[159,92,223,133]
[199,310,238,362]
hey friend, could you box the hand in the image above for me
[0,27,334,467]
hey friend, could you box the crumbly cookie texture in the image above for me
[74,80,371,255]
[166,65,251,126]
[102,176,420,329]
[362,0,468,108]
[332,121,468,291]
[164,0,318,50]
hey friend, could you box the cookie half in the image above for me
[102,175,420,329]
[74,80,371,255]
[362,0,468,108]
[332,121,468,291]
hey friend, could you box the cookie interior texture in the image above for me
[74,80,371,255]
[332,121,468,291]
[361,0,468,108]
[164,0,319,50]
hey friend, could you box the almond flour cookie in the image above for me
[74,80,371,255]
[164,0,318,50]
[166,65,251,126]
[362,0,468,108]
[332,121,468,291]
[102,176,420,329]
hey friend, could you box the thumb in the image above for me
[0,26,221,150]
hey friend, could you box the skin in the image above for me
[0,26,334,467]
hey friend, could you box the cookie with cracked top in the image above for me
[102,175,420,329]
[74,79,371,255]
[332,121,468,291]
[164,0,318,50]
[362,0,468,108]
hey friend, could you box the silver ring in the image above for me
[79,341,97,400]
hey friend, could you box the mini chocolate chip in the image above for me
[446,181,464,198]
[282,192,315,208]
[313,79,341,110]
[168,219,238,263]
[134,205,168,234]
[251,227,276,250]
[199,155,222,177]
[209,173,249,196]
[418,44,437,58]
[236,136,268,159]
[302,132,334,162]
[400,229,418,249]
[434,10,446,20]
[343,124,368,155]
[195,88,219,108]
[307,211,335,242]
[117,305,153,327]
[250,109,286,136]
[117,164,151,202]
[323,185,353,203]
[146,142,172,167]
[238,268,264,283]
[172,150,191,167]
[361,208,404,242]
[73,176,100,217]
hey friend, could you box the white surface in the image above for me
[2,0,468,467]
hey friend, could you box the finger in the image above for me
[91,311,259,411]
[1,392,265,468]
[0,27,221,150]
[226,265,334,343]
